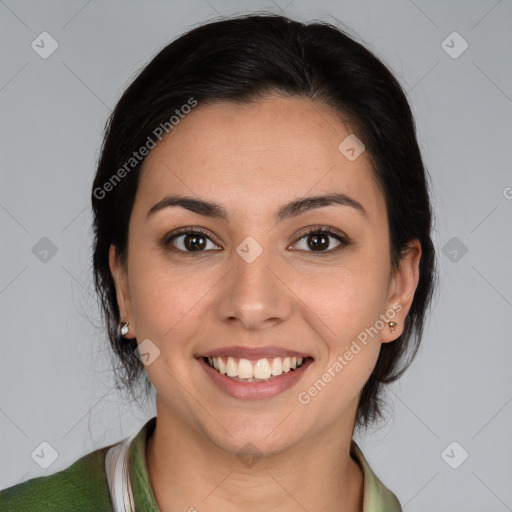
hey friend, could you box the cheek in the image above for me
[292,254,389,398]
[127,250,221,350]
[297,256,391,340]
[295,272,385,417]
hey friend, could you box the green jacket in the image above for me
[0,416,402,511]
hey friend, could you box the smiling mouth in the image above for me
[202,355,312,382]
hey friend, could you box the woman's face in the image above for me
[110,94,420,455]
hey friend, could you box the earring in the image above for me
[119,321,130,337]
[388,321,397,333]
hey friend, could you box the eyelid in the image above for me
[292,225,351,245]
[164,225,218,240]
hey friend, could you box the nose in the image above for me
[215,239,293,330]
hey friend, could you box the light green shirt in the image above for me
[0,416,402,511]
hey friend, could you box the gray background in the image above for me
[1,1,511,510]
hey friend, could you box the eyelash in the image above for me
[162,225,351,258]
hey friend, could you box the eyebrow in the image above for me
[146,192,366,222]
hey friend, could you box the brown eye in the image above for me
[292,227,350,256]
[165,229,221,253]
[306,233,330,251]
[182,233,207,251]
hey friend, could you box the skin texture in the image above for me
[109,94,421,512]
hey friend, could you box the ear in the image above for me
[381,239,422,343]
[109,244,136,338]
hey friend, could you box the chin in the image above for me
[209,430,299,462]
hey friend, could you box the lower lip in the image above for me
[197,357,313,400]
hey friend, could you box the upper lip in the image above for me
[196,345,313,360]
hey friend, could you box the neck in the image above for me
[145,401,363,512]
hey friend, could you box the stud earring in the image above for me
[388,321,397,333]
[119,321,130,337]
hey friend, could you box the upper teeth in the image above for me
[207,356,304,379]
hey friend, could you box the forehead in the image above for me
[136,95,384,220]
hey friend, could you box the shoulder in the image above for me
[0,445,113,512]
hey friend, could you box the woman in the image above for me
[0,13,435,511]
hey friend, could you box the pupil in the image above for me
[186,234,206,251]
[308,234,328,251]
